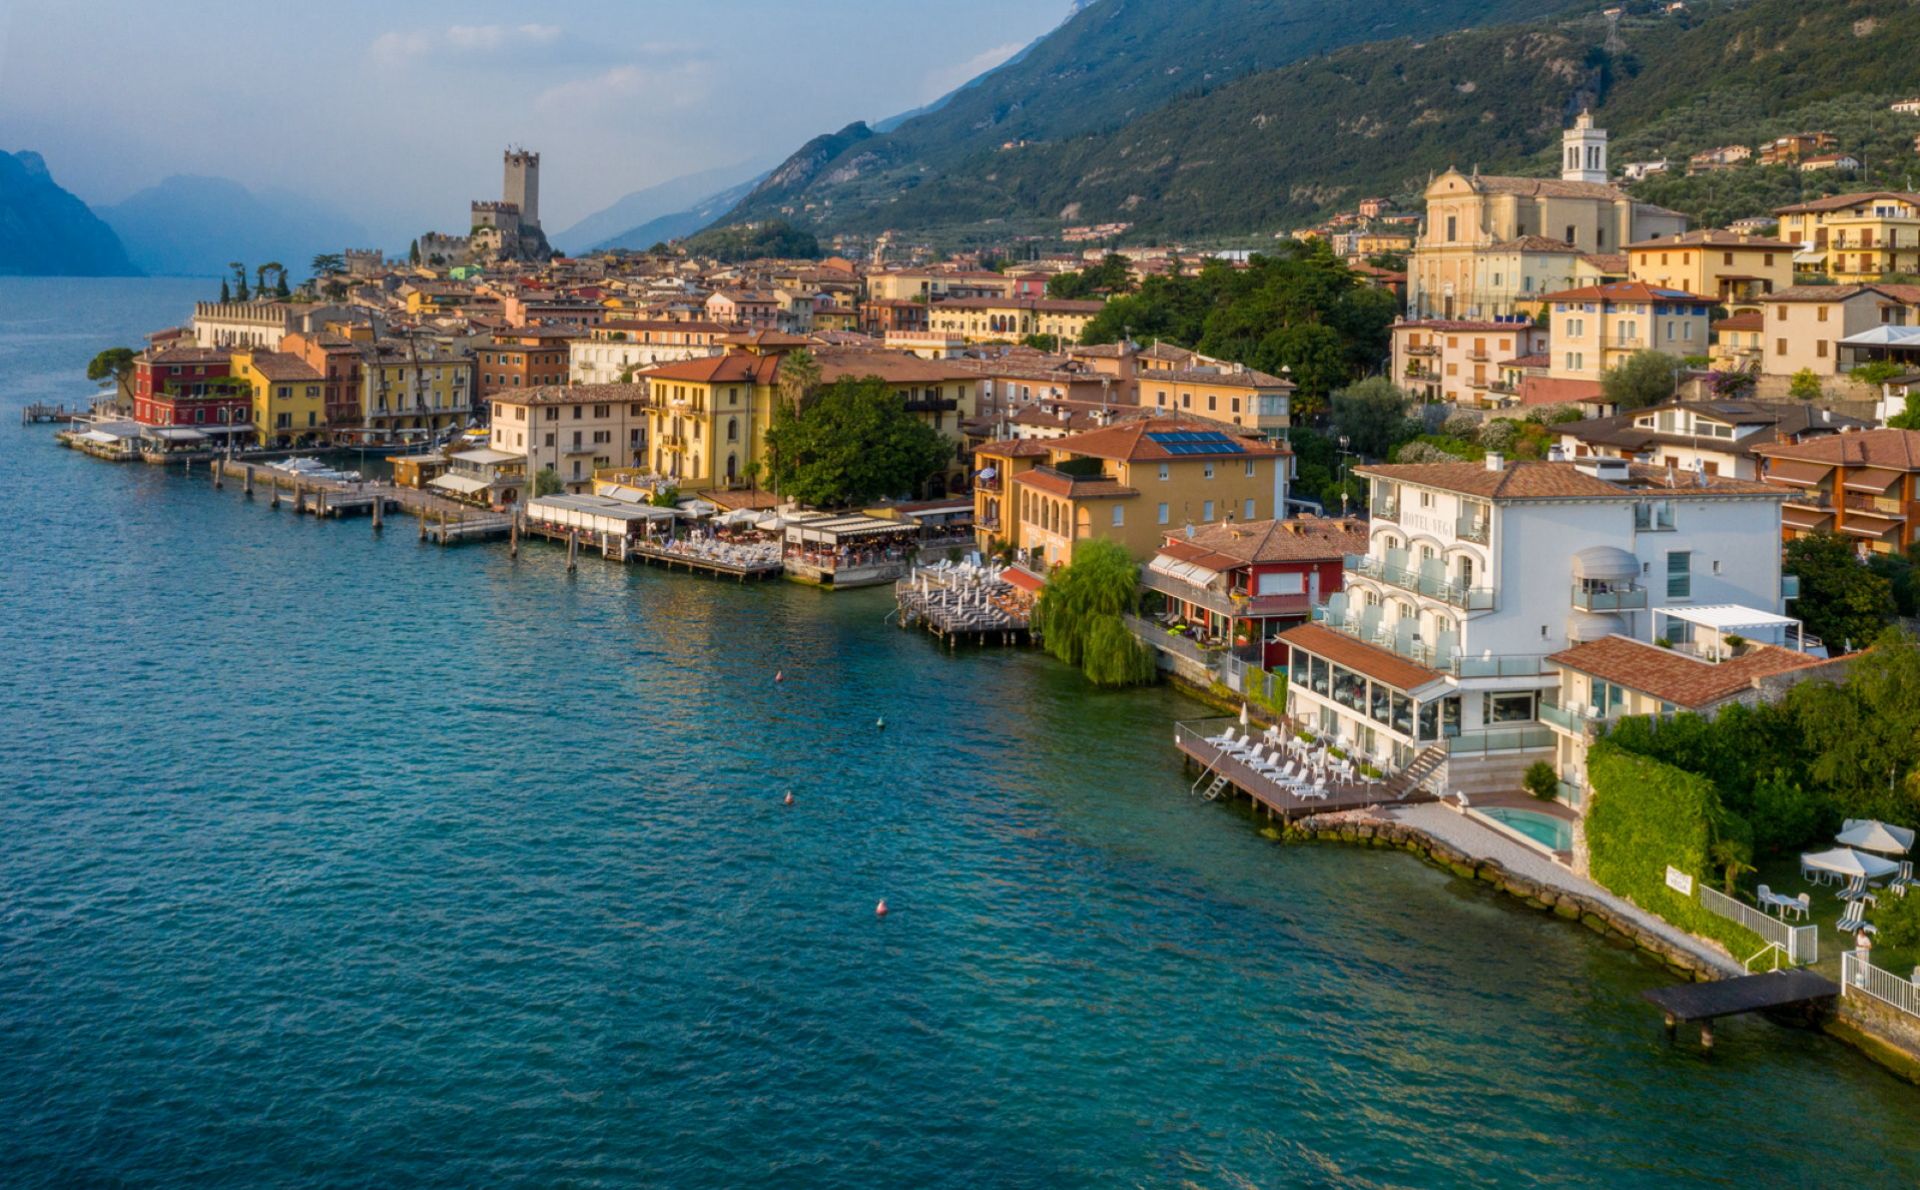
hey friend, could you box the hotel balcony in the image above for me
[1369,495,1399,520]
[1466,349,1491,362]
[1310,604,1545,678]
[1406,344,1439,356]
[1343,553,1495,611]
[1571,583,1648,612]
[1539,701,1603,736]
[1140,568,1312,620]
[1455,514,1490,544]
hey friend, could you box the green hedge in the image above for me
[1586,742,1766,961]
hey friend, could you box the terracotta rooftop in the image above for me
[1774,190,1920,215]
[639,352,783,386]
[813,349,978,385]
[1014,469,1139,500]
[1548,636,1829,709]
[1752,427,1920,470]
[1394,318,1536,333]
[1157,516,1368,567]
[1538,281,1716,304]
[1276,622,1444,694]
[1625,229,1800,251]
[496,382,649,407]
[1052,417,1288,462]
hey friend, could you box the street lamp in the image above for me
[1338,434,1354,517]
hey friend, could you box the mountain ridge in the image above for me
[100,174,368,277]
[0,150,138,277]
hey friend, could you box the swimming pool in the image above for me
[1478,806,1574,851]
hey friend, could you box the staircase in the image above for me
[1199,773,1231,801]
[1393,744,1449,799]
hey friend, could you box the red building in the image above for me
[132,346,251,430]
[1143,517,1368,668]
[858,299,930,337]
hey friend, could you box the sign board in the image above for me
[1664,866,1694,897]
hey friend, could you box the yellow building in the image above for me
[927,297,1105,344]
[1539,281,1715,383]
[639,351,783,489]
[976,417,1290,567]
[1409,113,1688,319]
[231,348,325,447]
[1774,191,1920,282]
[358,344,474,444]
[1626,229,1797,310]
[865,269,1014,303]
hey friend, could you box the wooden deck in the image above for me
[1644,968,1839,1051]
[1173,718,1437,819]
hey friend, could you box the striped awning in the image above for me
[1840,517,1900,538]
[1763,459,1832,488]
[1781,506,1834,530]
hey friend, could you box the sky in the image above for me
[0,0,1066,242]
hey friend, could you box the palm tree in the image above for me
[310,252,345,278]
[776,349,820,412]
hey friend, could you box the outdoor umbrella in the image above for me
[1835,819,1915,856]
[1799,847,1901,881]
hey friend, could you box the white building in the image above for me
[567,320,730,386]
[1279,454,1796,804]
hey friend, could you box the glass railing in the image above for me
[1370,497,1399,520]
[1556,779,1585,809]
[1443,725,1555,756]
[1455,515,1490,544]
[1539,702,1599,733]
[1571,584,1648,611]
[1311,605,1546,677]
[1344,554,1494,610]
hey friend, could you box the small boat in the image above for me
[269,457,362,483]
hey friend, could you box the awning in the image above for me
[148,427,208,442]
[1571,545,1640,582]
[1843,467,1901,494]
[1566,610,1627,642]
[1762,459,1831,488]
[77,429,120,444]
[1781,507,1833,530]
[1147,553,1225,589]
[1841,519,1900,538]
[429,473,491,495]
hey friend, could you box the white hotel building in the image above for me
[1278,453,1800,803]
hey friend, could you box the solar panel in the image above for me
[1148,430,1242,455]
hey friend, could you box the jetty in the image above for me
[1644,969,1840,1051]
[895,562,1037,647]
[21,402,87,425]
[211,457,509,540]
[1172,716,1440,820]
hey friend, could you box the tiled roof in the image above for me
[1753,427,1920,470]
[1356,459,1786,499]
[932,297,1106,314]
[1517,376,1603,406]
[1489,235,1579,253]
[1547,636,1828,709]
[813,349,978,384]
[1774,190,1920,215]
[639,353,783,386]
[973,438,1054,458]
[1394,318,1534,333]
[1761,284,1920,305]
[1160,516,1368,565]
[1625,229,1799,251]
[497,382,648,407]
[1538,281,1716,304]
[1459,173,1628,202]
[248,353,323,382]
[1714,312,1765,332]
[1052,417,1287,462]
[1276,622,1442,693]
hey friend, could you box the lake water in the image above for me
[3,277,1917,1187]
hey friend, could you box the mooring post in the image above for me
[212,459,222,489]
[294,481,306,514]
[1664,1012,1677,1043]
[439,510,449,547]
[243,465,254,497]
[270,476,281,508]
[316,489,328,518]
[510,511,519,558]
[371,490,383,532]
[567,530,579,572]
[1699,1021,1715,1054]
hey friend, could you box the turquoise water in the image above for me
[1480,807,1575,852]
[3,278,1919,1186]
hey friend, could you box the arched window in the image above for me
[727,417,738,442]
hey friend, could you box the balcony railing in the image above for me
[1455,514,1490,544]
[1370,496,1399,520]
[1783,490,1834,509]
[1407,344,1439,356]
[1443,725,1555,756]
[1844,493,1904,518]
[1539,701,1602,734]
[1571,584,1648,611]
[1344,553,1495,611]
[1310,605,1545,677]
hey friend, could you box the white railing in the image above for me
[1700,885,1818,965]
[1842,952,1920,1018]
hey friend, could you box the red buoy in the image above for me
[875,899,889,917]
[783,791,794,806]
[775,670,784,683]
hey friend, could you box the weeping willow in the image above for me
[1034,540,1157,687]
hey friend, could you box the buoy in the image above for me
[875,716,886,730]
[875,899,889,917]
[775,670,783,683]
[783,791,794,806]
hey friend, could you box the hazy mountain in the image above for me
[553,158,769,254]
[100,175,369,277]
[723,0,1597,236]
[0,151,137,276]
[590,174,766,252]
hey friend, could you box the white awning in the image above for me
[1571,545,1640,582]
[429,473,491,495]
[147,427,208,441]
[1659,604,1797,633]
[1147,554,1224,588]
[1800,847,1900,880]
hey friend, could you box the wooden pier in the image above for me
[212,458,509,540]
[21,402,86,425]
[895,566,1034,648]
[1172,718,1437,821]
[517,519,782,581]
[1644,969,1839,1052]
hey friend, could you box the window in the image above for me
[1111,505,1124,527]
[1256,571,1305,596]
[1485,691,1536,724]
[1244,498,1257,519]
[1203,464,1215,479]
[1202,500,1215,522]
[1244,460,1256,477]
[1157,502,1170,525]
[1667,550,1691,599]
[1158,464,1170,481]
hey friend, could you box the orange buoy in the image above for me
[875,899,889,917]
[775,670,783,683]
[783,790,794,806]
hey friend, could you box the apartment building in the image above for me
[638,352,782,489]
[1539,281,1714,383]
[1557,399,1869,480]
[1774,192,1920,282]
[1281,455,1792,797]
[927,297,1105,344]
[1625,229,1795,309]
[230,348,325,448]
[568,319,729,385]
[490,383,650,493]
[477,328,577,399]
[1757,284,1920,377]
[974,418,1289,566]
[1390,319,1548,407]
[1754,427,1920,556]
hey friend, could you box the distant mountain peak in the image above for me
[0,150,137,276]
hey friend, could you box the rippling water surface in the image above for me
[3,278,1918,1187]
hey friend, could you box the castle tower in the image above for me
[503,148,540,228]
[1562,110,1608,184]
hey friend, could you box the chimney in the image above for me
[1484,451,1505,472]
